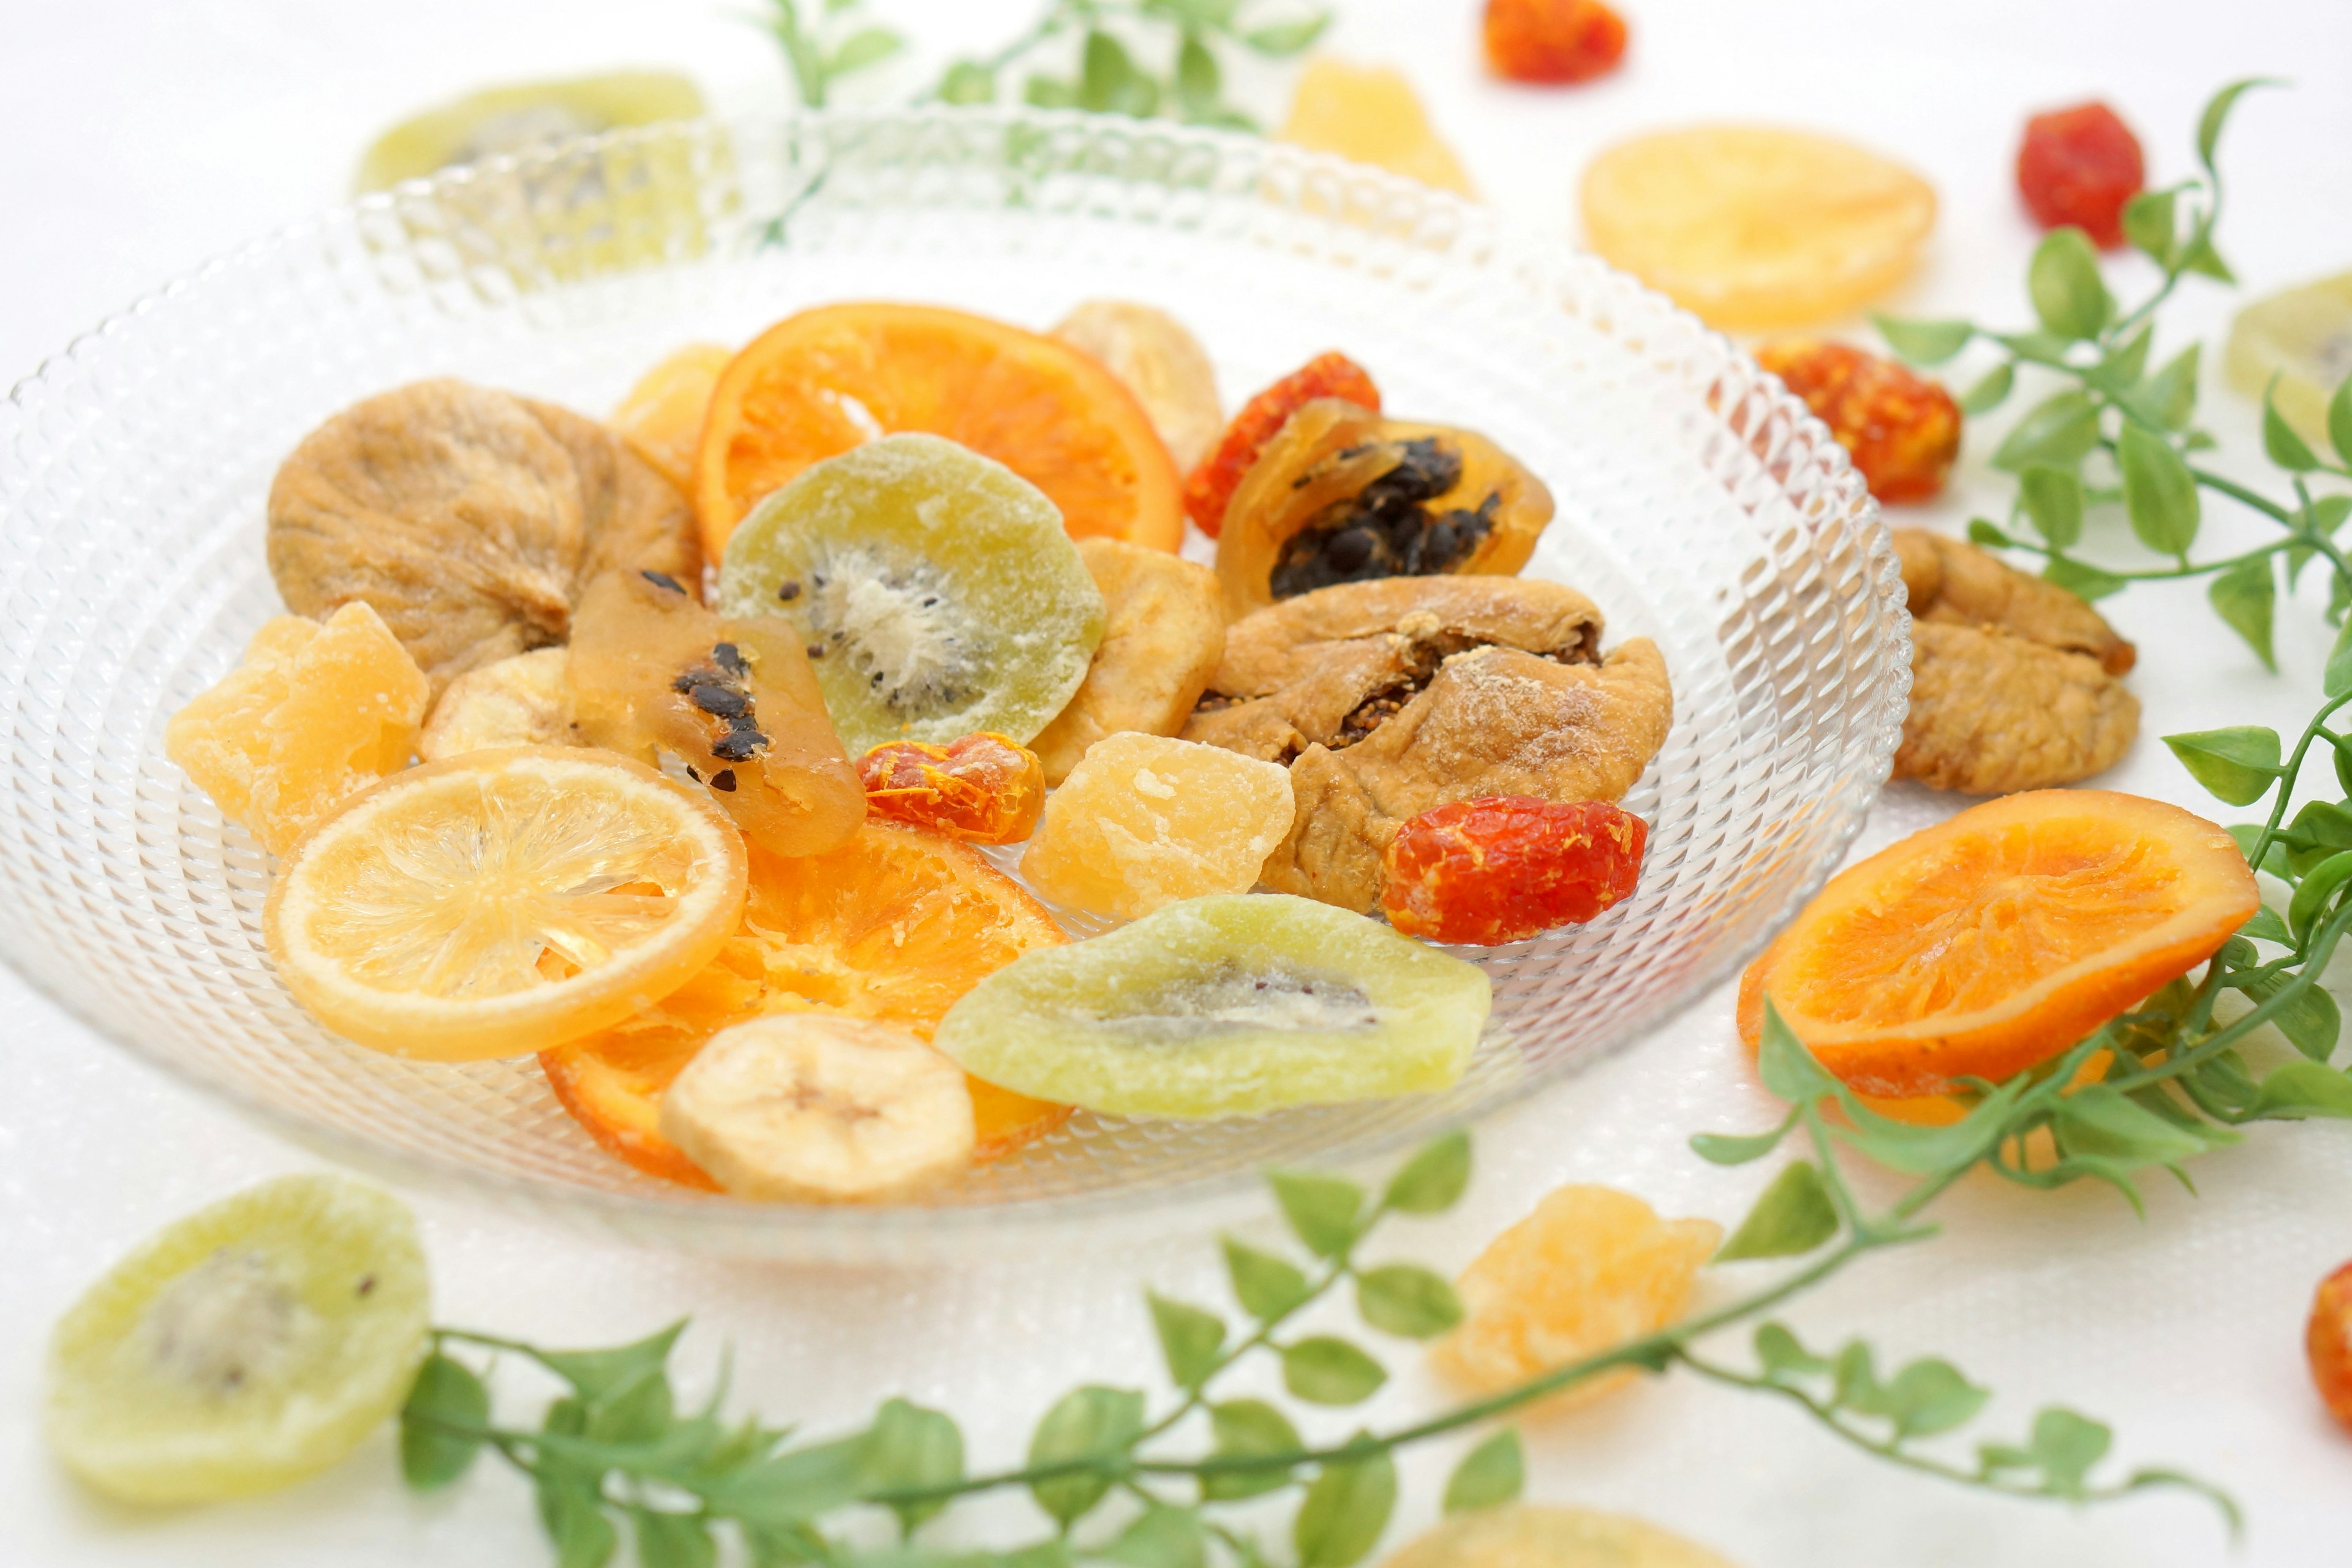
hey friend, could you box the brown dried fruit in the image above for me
[1183,576,1671,913]
[267,379,701,692]
[418,647,577,761]
[1031,538,1227,785]
[1052,301,1224,475]
[1894,527,2135,675]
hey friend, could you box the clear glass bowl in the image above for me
[0,108,1907,1259]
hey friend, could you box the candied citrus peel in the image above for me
[859,733,1046,845]
[1382,796,1646,944]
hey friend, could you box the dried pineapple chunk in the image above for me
[1020,733,1293,919]
[1280,58,1477,198]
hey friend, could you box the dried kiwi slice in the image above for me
[717,434,1106,753]
[45,1175,429,1505]
[933,894,1491,1118]
[353,71,706,191]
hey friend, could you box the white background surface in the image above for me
[5,1,2351,1564]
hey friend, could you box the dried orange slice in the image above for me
[693,303,1183,562]
[1738,790,2257,1098]
[265,747,747,1061]
[610,342,733,492]
[542,820,1072,1185]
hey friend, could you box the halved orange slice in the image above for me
[610,341,733,492]
[1738,790,2257,1098]
[265,747,747,1061]
[542,820,1072,1186]
[693,303,1183,562]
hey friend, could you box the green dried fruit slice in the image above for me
[353,71,706,191]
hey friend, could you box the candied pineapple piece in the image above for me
[1020,733,1294,919]
[165,602,429,856]
[1280,58,1477,197]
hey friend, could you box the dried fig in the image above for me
[1031,538,1227,785]
[1894,527,2135,675]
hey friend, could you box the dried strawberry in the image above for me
[1483,0,1629,86]
[859,733,1045,845]
[2312,1260,2352,1434]
[1382,796,1646,944]
[1754,339,1961,505]
[2016,102,2144,249]
[1183,352,1380,537]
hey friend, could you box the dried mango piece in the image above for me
[1279,58,1477,198]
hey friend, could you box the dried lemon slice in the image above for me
[1581,125,1936,331]
[265,746,747,1060]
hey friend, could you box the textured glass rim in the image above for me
[0,106,1904,1253]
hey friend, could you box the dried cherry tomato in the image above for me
[2016,102,2144,249]
[859,733,1045,845]
[1754,339,1961,504]
[1382,795,1646,944]
[1183,352,1380,537]
[1483,0,1629,86]
[2312,1259,2352,1434]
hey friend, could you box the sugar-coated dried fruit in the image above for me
[569,569,865,857]
[717,432,1106,754]
[1020,733,1295,919]
[353,71,706,190]
[861,733,1045,845]
[1031,539,1227,785]
[1184,352,1381,538]
[1896,529,2136,676]
[44,1174,429,1506]
[1215,399,1554,618]
[2016,102,2144,249]
[1383,796,1646,944]
[1383,1504,1740,1568]
[418,646,576,761]
[610,342,733,492]
[934,893,1491,1118]
[2223,270,2352,452]
[1753,339,1961,505]
[1278,58,1477,197]
[2311,1260,2352,1434]
[165,601,431,857]
[1430,1183,1720,1411]
[1482,0,1629,86]
[1053,301,1224,474]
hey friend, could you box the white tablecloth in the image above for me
[6,2,2351,1563]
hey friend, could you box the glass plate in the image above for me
[0,108,1907,1259]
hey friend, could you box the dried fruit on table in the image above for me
[1893,529,2139,794]
[1053,301,1224,475]
[419,646,576,761]
[610,341,733,492]
[45,1174,429,1506]
[353,70,706,190]
[2224,270,2352,451]
[1184,352,1381,538]
[1754,339,1961,504]
[716,433,1106,754]
[695,302,1182,560]
[1582,126,1936,331]
[1021,733,1295,919]
[1030,538,1227,786]
[265,746,748,1061]
[658,1013,976,1203]
[1215,399,1555,618]
[540,821,1071,1187]
[165,601,430,857]
[1185,576,1673,914]
[861,732,1045,845]
[569,569,865,858]
[1383,796,1646,943]
[2312,1260,2352,1434]
[1431,1184,1719,1411]
[935,893,1491,1118]
[1738,790,2258,1099]
[1482,0,1629,86]
[268,379,700,693]
[1278,58,1477,197]
[2016,102,2144,249]
[1384,1504,1740,1568]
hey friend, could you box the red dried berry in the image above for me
[1382,796,1647,945]
[859,733,1045,845]
[2016,102,2145,249]
[1754,339,1962,505]
[1483,0,1629,86]
[1183,352,1381,537]
[2312,1260,2352,1434]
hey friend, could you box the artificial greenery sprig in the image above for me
[758,0,910,109]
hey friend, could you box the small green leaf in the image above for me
[1281,1336,1389,1405]
[2029,1408,2113,1496]
[1175,32,1220,115]
[2122,188,2177,262]
[2196,78,2276,175]
[1104,1502,1208,1568]
[2052,1085,2217,1168]
[399,1352,488,1491]
[1202,1398,1302,1500]
[1355,1264,1464,1338]
[1270,1171,1365,1257]
[1959,361,2015,415]
[1442,1429,1524,1513]
[827,26,902,78]
[2325,615,2352,699]
[2247,1060,2352,1120]
[700,1433,870,1526]
[1079,30,1158,116]
[2330,376,2352,466]
[1026,1386,1145,1525]
[2290,850,2352,938]
[1873,315,1972,366]
[1882,1358,1992,1440]
[1754,1322,1831,1380]
[2089,325,2153,393]
[2028,228,2114,341]
[2019,465,2085,549]
[1243,17,1330,55]
[2269,978,2341,1061]
[859,1397,963,1530]
[1992,390,2101,473]
[1715,1161,1841,1261]
[1024,74,1079,109]
[2208,555,2277,671]
[536,1321,688,1401]
[1382,1129,1471,1213]
[2177,228,2236,283]
[1967,518,2013,548]
[2123,344,2201,431]
[541,1479,619,1568]
[2042,556,2128,601]
[1689,1118,1793,1166]
[2241,905,2291,944]
[1754,1000,1844,1104]
[2118,421,2201,556]
[938,60,995,104]
[1294,1442,1397,1568]
[1992,329,2074,366]
[2162,726,2281,806]
[2226,824,2290,879]
[2264,378,2322,470]
[1832,1341,1886,1415]
[1147,1294,1228,1389]
[1223,1237,1312,1320]
[630,1508,716,1568]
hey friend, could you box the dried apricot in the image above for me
[1483,0,1629,86]
[1184,352,1381,537]
[1754,339,1959,504]
[1278,59,1477,197]
[1383,796,1645,944]
[860,733,1045,845]
[2016,102,2144,249]
[2311,1260,2352,1434]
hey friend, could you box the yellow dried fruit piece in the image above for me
[2223,270,2352,453]
[612,342,734,494]
[353,71,707,192]
[1020,733,1294,919]
[1053,303,1224,475]
[1581,126,1936,331]
[165,602,430,857]
[1280,58,1477,198]
[419,646,576,762]
[1383,1504,1740,1568]
[1031,540,1227,786]
[1430,1183,1720,1411]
